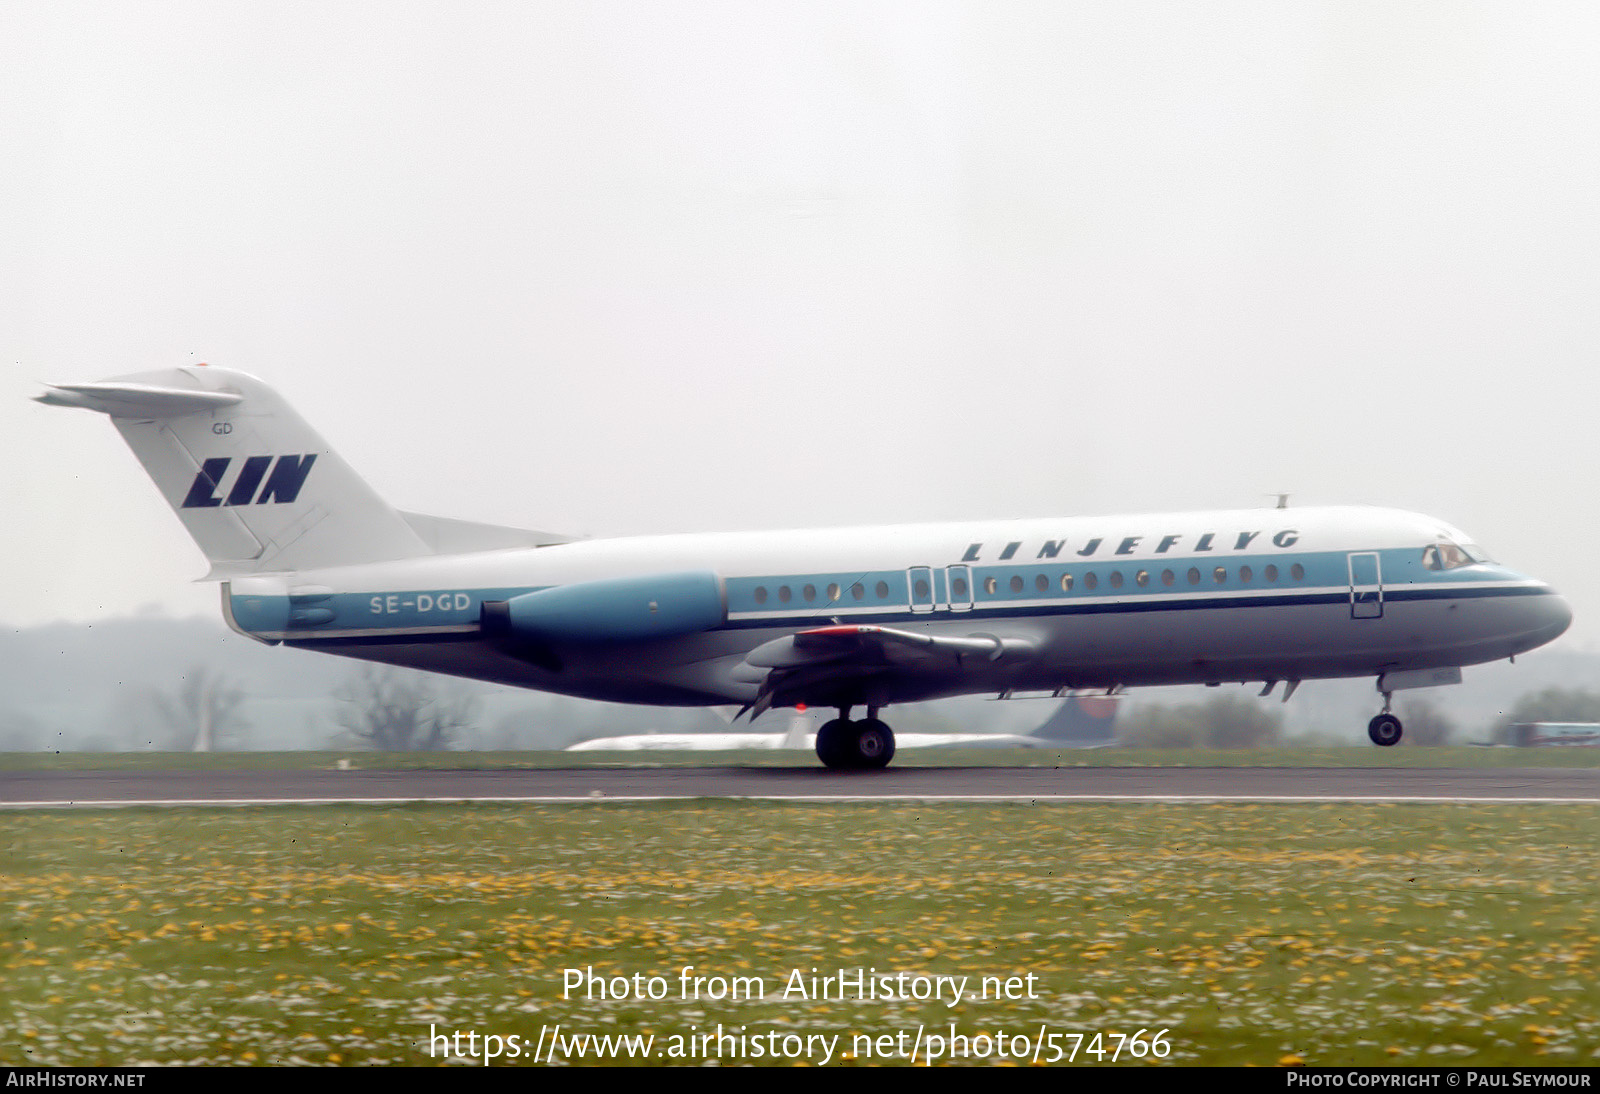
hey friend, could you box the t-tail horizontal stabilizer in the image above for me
[37,381,244,417]
[36,365,567,575]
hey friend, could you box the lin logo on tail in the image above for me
[181,455,317,508]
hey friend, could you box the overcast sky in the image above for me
[5,2,1599,650]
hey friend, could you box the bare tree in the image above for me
[333,664,478,751]
[143,665,247,751]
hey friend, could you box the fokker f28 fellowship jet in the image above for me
[39,366,1572,769]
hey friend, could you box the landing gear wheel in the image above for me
[850,718,896,770]
[1368,713,1403,747]
[815,718,896,770]
[816,719,851,769]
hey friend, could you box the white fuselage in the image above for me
[222,505,1571,714]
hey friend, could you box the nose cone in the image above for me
[1529,588,1568,649]
[1517,585,1573,653]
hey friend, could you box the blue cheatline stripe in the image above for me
[716,583,1553,631]
[720,548,1516,617]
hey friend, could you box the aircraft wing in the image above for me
[566,732,806,751]
[733,624,1036,719]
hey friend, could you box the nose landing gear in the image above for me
[1368,692,1403,746]
[1368,713,1403,746]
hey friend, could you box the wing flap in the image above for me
[748,624,1033,667]
[737,624,1036,719]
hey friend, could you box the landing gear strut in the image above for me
[1368,692,1403,747]
[816,707,896,770]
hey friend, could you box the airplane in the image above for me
[38,365,1572,769]
[567,693,1119,751]
[568,709,817,752]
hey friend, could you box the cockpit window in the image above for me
[1422,541,1490,571]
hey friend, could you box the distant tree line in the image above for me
[1114,693,1469,748]
[1393,698,1455,746]
[1492,687,1600,742]
[1115,694,1282,748]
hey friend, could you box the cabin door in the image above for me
[945,564,974,612]
[1347,552,1383,619]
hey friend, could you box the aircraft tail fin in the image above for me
[1029,693,1121,744]
[39,365,439,574]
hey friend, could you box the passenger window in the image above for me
[1110,571,1124,589]
[1161,569,1175,587]
[1009,575,1024,593]
[1240,566,1253,583]
[851,583,864,600]
[779,585,792,603]
[1187,567,1201,585]
[984,576,998,595]
[875,581,889,599]
[1264,564,1278,582]
[803,584,817,602]
[1291,563,1305,581]
[754,586,768,605]
[1084,572,1098,590]
[913,579,929,599]
[1214,567,1227,584]
[1060,573,1074,592]
[827,583,841,601]
[1135,570,1149,587]
[1036,574,1049,592]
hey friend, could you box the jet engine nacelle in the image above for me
[480,570,726,644]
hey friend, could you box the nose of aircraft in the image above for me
[1519,585,1573,651]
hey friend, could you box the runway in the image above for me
[4,764,1600,806]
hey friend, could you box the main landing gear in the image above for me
[1368,692,1403,747]
[815,707,896,770]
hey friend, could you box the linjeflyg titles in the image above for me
[959,528,1301,563]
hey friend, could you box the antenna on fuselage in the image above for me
[1269,493,1291,509]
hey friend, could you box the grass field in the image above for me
[4,799,1598,1066]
